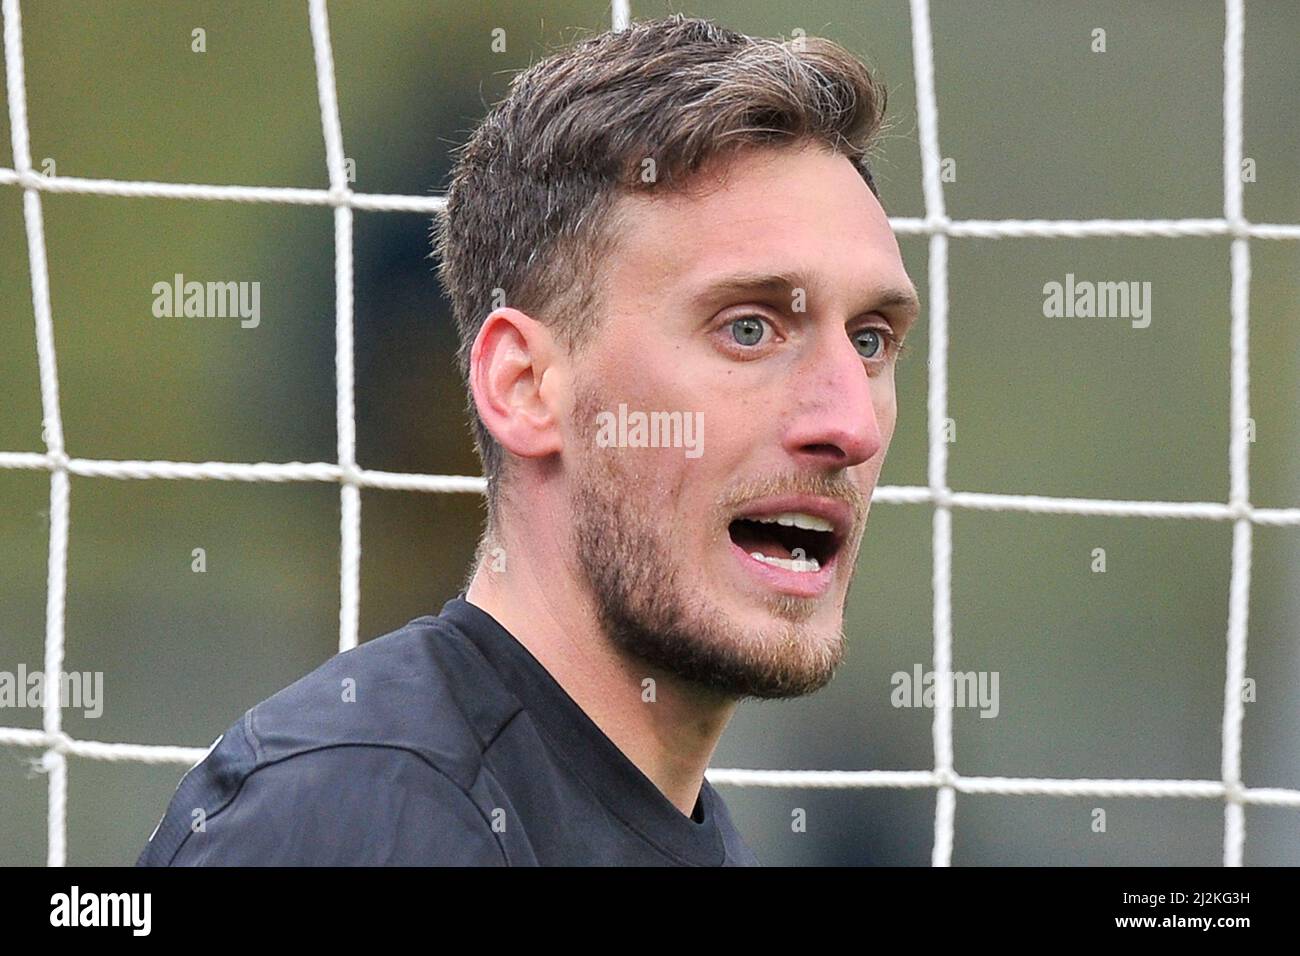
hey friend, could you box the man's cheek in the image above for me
[878,377,900,430]
[882,407,899,447]
[871,398,897,446]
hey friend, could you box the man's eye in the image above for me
[852,327,891,360]
[729,315,769,347]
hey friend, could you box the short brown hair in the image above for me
[433,14,888,522]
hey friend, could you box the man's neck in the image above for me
[464,542,737,818]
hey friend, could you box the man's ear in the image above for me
[469,307,565,460]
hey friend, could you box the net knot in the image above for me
[44,733,73,760]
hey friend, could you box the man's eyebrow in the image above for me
[689,270,921,322]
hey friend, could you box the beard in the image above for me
[568,384,866,701]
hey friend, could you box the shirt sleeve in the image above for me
[148,744,507,866]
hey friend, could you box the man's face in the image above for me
[563,142,918,700]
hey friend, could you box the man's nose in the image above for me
[780,331,883,469]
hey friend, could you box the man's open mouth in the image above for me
[726,509,846,574]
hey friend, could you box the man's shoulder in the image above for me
[245,612,516,784]
[137,612,519,865]
[143,734,508,865]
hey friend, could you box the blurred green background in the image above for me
[1,0,1296,866]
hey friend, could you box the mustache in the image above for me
[716,472,868,524]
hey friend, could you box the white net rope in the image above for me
[1,0,1296,867]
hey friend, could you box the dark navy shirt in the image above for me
[137,595,759,866]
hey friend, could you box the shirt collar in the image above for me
[439,593,727,865]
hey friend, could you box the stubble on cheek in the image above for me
[564,380,849,699]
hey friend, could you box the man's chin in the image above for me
[608,589,848,701]
[716,564,848,626]
[580,567,850,699]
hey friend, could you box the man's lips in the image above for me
[724,494,854,597]
[728,495,852,557]
[729,538,839,598]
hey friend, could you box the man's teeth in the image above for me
[747,512,834,533]
[749,552,822,573]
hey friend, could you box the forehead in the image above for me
[602,144,913,312]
